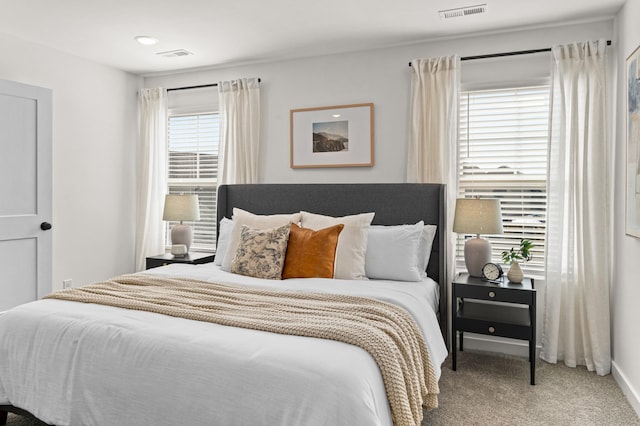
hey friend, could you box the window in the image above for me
[166,113,219,251]
[457,86,549,275]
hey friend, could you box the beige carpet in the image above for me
[6,351,639,425]
[423,351,640,425]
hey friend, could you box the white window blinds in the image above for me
[457,86,549,275]
[166,113,218,251]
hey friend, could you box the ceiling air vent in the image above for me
[156,49,194,58]
[439,4,487,19]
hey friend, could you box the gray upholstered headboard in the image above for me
[216,183,447,334]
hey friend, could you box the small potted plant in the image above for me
[501,239,534,283]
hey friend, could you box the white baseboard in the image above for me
[461,333,541,358]
[612,360,640,418]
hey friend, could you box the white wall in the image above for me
[0,32,141,290]
[614,0,640,416]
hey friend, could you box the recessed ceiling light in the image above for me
[135,36,159,46]
[332,114,341,118]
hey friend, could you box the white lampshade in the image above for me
[163,194,200,253]
[453,198,503,277]
[453,198,503,236]
[163,194,200,222]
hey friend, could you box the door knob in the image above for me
[40,222,52,231]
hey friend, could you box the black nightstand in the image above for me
[451,272,537,385]
[145,252,215,270]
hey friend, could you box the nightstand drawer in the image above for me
[456,283,532,304]
[456,301,532,339]
[456,317,531,339]
[146,258,171,269]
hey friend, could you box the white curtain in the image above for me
[135,88,167,271]
[541,40,611,375]
[408,56,460,289]
[218,78,261,184]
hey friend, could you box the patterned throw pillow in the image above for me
[221,208,301,272]
[230,224,291,280]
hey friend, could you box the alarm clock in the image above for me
[481,262,503,282]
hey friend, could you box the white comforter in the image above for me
[0,264,447,426]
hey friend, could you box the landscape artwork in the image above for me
[626,44,640,238]
[290,103,374,168]
[312,120,348,153]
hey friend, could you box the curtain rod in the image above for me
[408,40,612,66]
[167,78,261,92]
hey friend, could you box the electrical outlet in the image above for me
[63,279,72,289]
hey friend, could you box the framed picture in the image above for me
[290,103,374,168]
[626,45,640,238]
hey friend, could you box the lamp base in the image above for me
[171,224,193,252]
[464,237,492,277]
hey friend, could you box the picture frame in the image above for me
[290,103,374,168]
[626,45,640,238]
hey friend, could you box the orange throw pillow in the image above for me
[282,223,344,279]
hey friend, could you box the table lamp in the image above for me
[163,194,200,253]
[453,198,503,277]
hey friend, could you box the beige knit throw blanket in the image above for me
[45,274,439,425]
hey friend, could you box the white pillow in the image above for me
[418,225,438,277]
[300,211,375,280]
[366,222,424,281]
[221,208,302,272]
[214,217,233,267]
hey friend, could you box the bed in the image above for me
[0,183,448,426]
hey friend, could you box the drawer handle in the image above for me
[488,326,495,333]
[488,291,496,298]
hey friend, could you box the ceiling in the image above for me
[0,0,625,75]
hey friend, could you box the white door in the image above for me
[0,79,52,311]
